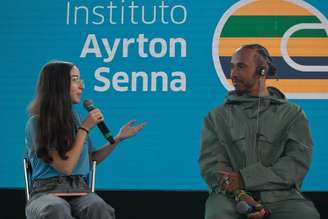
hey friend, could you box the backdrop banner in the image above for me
[1,0,327,191]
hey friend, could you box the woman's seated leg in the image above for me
[69,193,115,219]
[25,194,74,219]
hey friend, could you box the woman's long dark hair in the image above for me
[29,61,77,163]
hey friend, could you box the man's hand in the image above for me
[247,209,266,219]
[219,170,245,191]
[235,190,269,219]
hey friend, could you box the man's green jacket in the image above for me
[199,87,313,203]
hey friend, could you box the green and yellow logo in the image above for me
[212,0,328,99]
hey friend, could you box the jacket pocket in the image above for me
[231,130,246,150]
[258,132,286,166]
[230,130,247,168]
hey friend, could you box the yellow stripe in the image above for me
[218,38,328,57]
[227,79,328,93]
[234,0,312,16]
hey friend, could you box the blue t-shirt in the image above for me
[25,112,95,180]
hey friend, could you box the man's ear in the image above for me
[255,66,266,76]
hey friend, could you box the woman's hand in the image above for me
[82,109,104,130]
[116,119,146,142]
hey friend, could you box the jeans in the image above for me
[25,176,115,219]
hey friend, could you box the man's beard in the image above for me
[233,75,258,96]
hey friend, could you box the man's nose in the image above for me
[230,68,237,79]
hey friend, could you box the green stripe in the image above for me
[221,16,326,37]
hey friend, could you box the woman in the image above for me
[25,61,145,219]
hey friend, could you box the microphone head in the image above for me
[236,201,253,214]
[83,99,96,111]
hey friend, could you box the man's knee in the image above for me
[287,202,320,219]
[267,199,320,219]
[205,193,241,219]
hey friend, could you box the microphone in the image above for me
[236,200,255,214]
[83,99,115,144]
[234,190,271,217]
[236,201,271,217]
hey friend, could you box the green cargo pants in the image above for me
[205,192,320,219]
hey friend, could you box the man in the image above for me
[199,44,320,219]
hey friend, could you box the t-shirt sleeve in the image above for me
[25,116,38,159]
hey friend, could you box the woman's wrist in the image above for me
[78,126,89,134]
[114,135,123,143]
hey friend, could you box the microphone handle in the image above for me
[97,122,115,144]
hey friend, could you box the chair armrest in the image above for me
[91,160,97,192]
[23,158,31,201]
